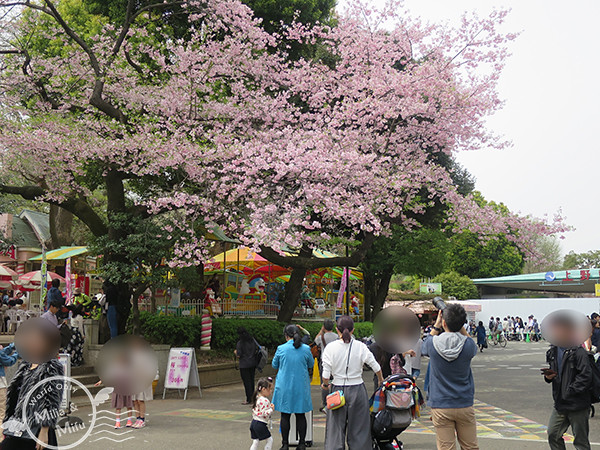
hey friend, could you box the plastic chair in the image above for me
[17,310,29,322]
[6,309,20,333]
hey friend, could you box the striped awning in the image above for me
[29,246,89,261]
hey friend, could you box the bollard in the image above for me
[201,308,212,351]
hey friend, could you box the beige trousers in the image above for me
[431,406,479,450]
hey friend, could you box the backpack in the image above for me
[310,342,320,359]
[590,353,600,404]
[254,339,268,372]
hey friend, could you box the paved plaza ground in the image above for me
[56,341,600,449]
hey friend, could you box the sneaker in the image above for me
[125,419,133,427]
[114,420,121,429]
[133,419,146,429]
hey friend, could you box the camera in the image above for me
[432,297,446,311]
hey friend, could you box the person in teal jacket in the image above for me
[272,325,314,450]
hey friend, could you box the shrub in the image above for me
[136,312,204,347]
[432,271,479,300]
[136,312,374,352]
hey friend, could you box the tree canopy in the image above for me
[432,271,479,300]
[563,250,600,270]
[0,0,569,322]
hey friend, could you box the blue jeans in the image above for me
[424,362,430,395]
[412,369,421,380]
[107,305,118,338]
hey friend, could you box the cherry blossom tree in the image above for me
[0,0,568,323]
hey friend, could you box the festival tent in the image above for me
[204,248,288,278]
[29,246,89,261]
[206,247,364,280]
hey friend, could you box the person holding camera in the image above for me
[422,303,478,450]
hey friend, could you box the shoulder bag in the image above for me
[326,339,353,410]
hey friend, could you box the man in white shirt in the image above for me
[41,301,61,328]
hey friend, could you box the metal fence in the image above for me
[155,298,282,318]
[153,298,337,320]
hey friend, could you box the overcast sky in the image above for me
[338,0,600,255]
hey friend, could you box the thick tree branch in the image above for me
[0,184,108,237]
[112,1,185,59]
[37,0,126,123]
[1,1,52,15]
[259,234,376,270]
[42,0,100,76]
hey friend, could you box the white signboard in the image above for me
[58,353,71,412]
[163,348,201,400]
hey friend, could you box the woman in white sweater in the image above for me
[321,316,383,450]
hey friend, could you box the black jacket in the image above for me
[545,345,593,411]
[237,339,258,369]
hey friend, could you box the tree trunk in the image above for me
[371,270,393,320]
[150,287,157,315]
[49,205,73,248]
[130,284,148,335]
[363,269,376,322]
[105,171,133,335]
[277,266,306,322]
[190,262,204,298]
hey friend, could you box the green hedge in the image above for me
[136,312,373,351]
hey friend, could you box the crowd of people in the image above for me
[0,277,598,450]
[463,315,542,342]
[235,310,466,450]
[234,305,600,450]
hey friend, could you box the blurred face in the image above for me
[541,310,591,348]
[49,305,59,314]
[96,335,158,396]
[15,318,60,363]
[552,323,575,347]
[373,306,421,354]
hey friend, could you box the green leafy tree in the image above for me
[563,250,600,270]
[447,231,524,279]
[361,160,474,320]
[445,191,525,279]
[362,226,450,320]
[433,271,479,300]
[83,0,336,58]
[523,235,562,273]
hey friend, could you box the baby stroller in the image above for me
[370,374,424,450]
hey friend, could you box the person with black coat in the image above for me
[2,318,63,449]
[543,317,593,450]
[235,327,258,405]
